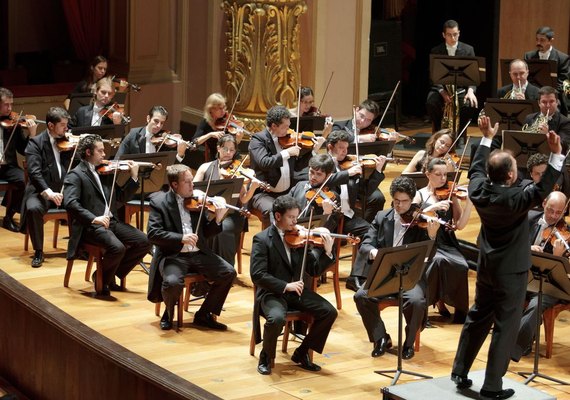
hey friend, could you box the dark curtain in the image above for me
[61,0,109,61]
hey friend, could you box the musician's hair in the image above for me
[95,77,115,94]
[527,152,548,172]
[536,26,554,40]
[203,93,226,125]
[266,105,291,128]
[148,105,168,119]
[443,19,459,31]
[46,107,71,125]
[326,130,350,147]
[426,157,447,172]
[166,164,191,185]
[509,58,528,71]
[358,99,380,118]
[216,134,239,160]
[298,86,314,100]
[487,150,514,184]
[0,87,14,101]
[77,134,103,159]
[272,195,300,217]
[309,154,335,175]
[538,86,558,97]
[425,129,453,156]
[390,176,416,199]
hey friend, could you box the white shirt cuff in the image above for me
[41,188,55,200]
[479,137,493,148]
[280,149,290,161]
[549,152,565,171]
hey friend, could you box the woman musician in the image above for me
[194,134,259,267]
[64,55,108,110]
[403,129,457,174]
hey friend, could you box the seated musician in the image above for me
[353,176,438,360]
[115,105,190,162]
[288,86,330,120]
[523,86,570,141]
[323,99,382,142]
[63,134,151,296]
[22,107,73,268]
[512,191,570,361]
[147,164,236,331]
[64,55,108,110]
[194,134,259,267]
[70,77,124,128]
[0,87,37,232]
[325,130,387,291]
[250,194,337,375]
[402,129,456,173]
[496,59,540,100]
[249,105,300,227]
[414,158,473,324]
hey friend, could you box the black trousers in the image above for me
[24,194,58,252]
[0,164,25,215]
[425,89,478,134]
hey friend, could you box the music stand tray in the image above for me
[502,130,548,174]
[193,178,243,210]
[290,116,327,132]
[68,93,93,116]
[401,172,461,192]
[484,99,538,132]
[71,124,126,158]
[365,240,435,385]
[117,151,176,194]
[348,141,395,157]
[430,55,486,87]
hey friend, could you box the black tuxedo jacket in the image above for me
[332,119,357,143]
[146,189,223,302]
[524,112,570,148]
[71,104,114,128]
[496,83,540,100]
[328,167,384,211]
[429,41,476,93]
[524,47,570,88]
[249,128,296,189]
[0,123,29,166]
[63,160,140,259]
[115,126,146,158]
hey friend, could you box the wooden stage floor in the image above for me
[1,152,570,399]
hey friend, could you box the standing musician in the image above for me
[402,129,456,173]
[450,116,564,399]
[325,130,387,291]
[63,135,151,296]
[249,105,300,227]
[64,55,108,110]
[194,134,260,267]
[414,158,473,324]
[496,59,540,100]
[524,26,569,116]
[250,194,336,375]
[70,77,124,128]
[323,99,380,142]
[147,164,236,331]
[353,176,438,360]
[0,87,37,232]
[425,19,478,135]
[511,191,569,362]
[21,107,73,268]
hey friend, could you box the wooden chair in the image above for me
[0,179,16,219]
[154,273,207,328]
[378,298,421,352]
[124,199,151,229]
[543,302,570,358]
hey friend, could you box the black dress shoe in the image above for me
[346,276,364,292]
[257,350,271,375]
[160,310,173,331]
[2,216,19,232]
[452,310,467,324]
[193,312,227,331]
[372,334,392,357]
[31,250,44,268]
[402,346,415,360]
[479,388,515,399]
[451,373,473,389]
[108,281,123,292]
[98,285,111,296]
[291,348,321,371]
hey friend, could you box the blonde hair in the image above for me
[95,77,115,95]
[203,93,227,125]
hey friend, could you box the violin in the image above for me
[56,134,121,152]
[96,160,158,174]
[338,154,403,170]
[150,131,197,151]
[219,159,272,191]
[434,181,468,201]
[98,103,131,124]
[541,221,570,250]
[359,125,415,144]
[0,112,46,129]
[184,195,251,217]
[400,203,456,231]
[112,77,141,92]
[214,113,253,136]
[283,227,360,248]
[305,187,340,212]
[278,129,316,149]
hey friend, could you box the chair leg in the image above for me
[331,263,342,310]
[85,256,94,282]
[237,231,245,274]
[177,292,184,328]
[94,259,103,293]
[52,220,60,248]
[543,307,556,359]
[155,302,161,317]
[414,329,421,352]
[64,259,74,287]
[24,231,29,252]
[249,327,256,356]
[184,282,192,312]
[282,321,291,352]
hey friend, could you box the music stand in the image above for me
[193,178,243,210]
[68,93,93,116]
[526,60,558,88]
[402,172,461,192]
[502,130,548,176]
[518,251,570,385]
[484,99,538,132]
[348,140,395,157]
[365,240,435,385]
[290,116,327,132]
[71,124,125,158]
[430,55,485,136]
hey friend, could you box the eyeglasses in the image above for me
[445,33,460,38]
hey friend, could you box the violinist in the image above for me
[249,105,301,227]
[323,99,380,142]
[147,164,236,331]
[21,107,74,267]
[402,129,456,174]
[288,86,326,117]
[63,134,151,296]
[353,177,438,360]
[70,77,124,128]
[0,87,37,232]
[512,191,570,362]
[413,158,473,324]
[250,195,336,375]
[64,55,108,110]
[194,134,259,266]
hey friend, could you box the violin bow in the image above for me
[446,120,471,154]
[0,110,24,165]
[104,159,121,218]
[317,71,334,113]
[299,173,334,218]
[58,133,81,196]
[295,84,302,148]
[373,80,401,138]
[541,195,570,251]
[222,79,246,133]
[447,137,470,202]
[298,206,314,285]
[195,159,216,234]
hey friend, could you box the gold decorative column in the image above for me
[221,0,307,132]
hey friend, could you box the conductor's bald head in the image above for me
[487,150,517,185]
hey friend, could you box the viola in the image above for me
[434,181,468,201]
[278,129,316,149]
[112,77,141,92]
[338,154,403,170]
[96,160,158,174]
[99,103,131,124]
[214,113,253,136]
[219,159,272,191]
[150,131,197,151]
[56,134,121,152]
[184,195,251,217]
[305,187,340,212]
[400,203,456,231]
[0,112,46,129]
[283,227,360,248]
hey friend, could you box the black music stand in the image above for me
[484,99,538,132]
[402,172,461,192]
[348,140,395,157]
[290,116,327,132]
[430,55,485,137]
[518,251,570,385]
[68,93,93,116]
[524,60,558,88]
[366,240,435,385]
[502,130,548,177]
[193,178,243,210]
[71,124,125,158]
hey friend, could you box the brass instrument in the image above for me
[563,79,570,96]
[503,80,524,99]
[522,110,549,133]
[441,84,459,132]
